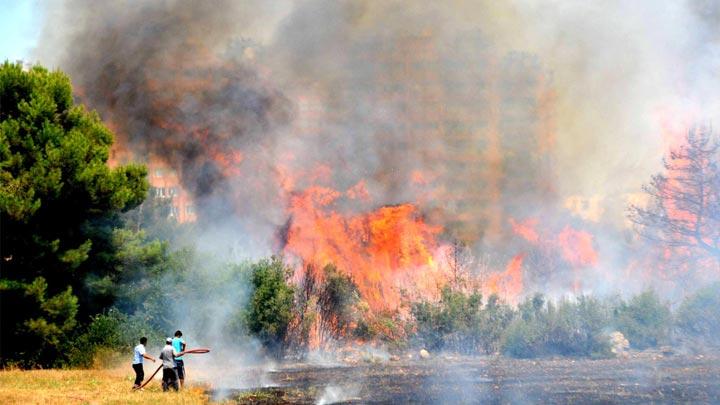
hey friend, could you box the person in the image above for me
[132,337,156,389]
[159,337,183,392]
[172,330,187,388]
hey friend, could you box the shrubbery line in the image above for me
[70,258,720,365]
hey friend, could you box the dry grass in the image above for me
[0,366,215,405]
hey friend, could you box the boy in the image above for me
[159,337,183,391]
[172,330,187,388]
[132,337,156,389]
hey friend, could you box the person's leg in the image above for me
[171,368,179,391]
[133,363,144,387]
[162,369,170,392]
[175,360,185,388]
[132,364,139,387]
[138,364,145,385]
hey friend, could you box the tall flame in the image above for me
[283,183,447,311]
[486,254,524,303]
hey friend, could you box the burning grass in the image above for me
[0,367,211,405]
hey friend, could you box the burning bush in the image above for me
[316,264,361,343]
[290,263,368,350]
[354,310,407,347]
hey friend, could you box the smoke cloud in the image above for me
[33,0,720,331]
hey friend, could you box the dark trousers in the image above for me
[162,368,179,391]
[175,359,185,380]
[132,363,144,386]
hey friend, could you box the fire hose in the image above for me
[134,348,211,390]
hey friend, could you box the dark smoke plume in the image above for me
[47,0,291,224]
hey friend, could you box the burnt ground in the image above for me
[212,352,720,404]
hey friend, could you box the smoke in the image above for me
[316,384,361,405]
[37,0,294,255]
[32,0,720,350]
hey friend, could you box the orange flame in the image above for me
[486,254,524,303]
[557,226,598,268]
[283,184,447,311]
[509,217,540,244]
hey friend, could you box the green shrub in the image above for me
[411,286,482,352]
[501,295,611,358]
[546,296,611,358]
[476,294,515,354]
[501,294,545,358]
[675,282,720,345]
[67,308,161,367]
[612,290,671,349]
[502,317,543,358]
[411,287,514,354]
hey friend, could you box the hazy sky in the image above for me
[0,0,43,62]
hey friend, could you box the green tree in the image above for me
[103,228,195,331]
[0,62,147,366]
[243,257,295,356]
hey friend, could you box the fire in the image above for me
[346,180,370,202]
[283,183,447,311]
[509,217,540,244]
[557,226,598,268]
[486,254,524,303]
[509,217,600,292]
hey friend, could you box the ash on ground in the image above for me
[210,350,720,404]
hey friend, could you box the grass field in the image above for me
[0,366,214,405]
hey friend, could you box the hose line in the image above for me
[133,348,211,390]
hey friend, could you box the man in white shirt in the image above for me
[132,337,156,389]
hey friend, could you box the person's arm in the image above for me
[143,353,157,362]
